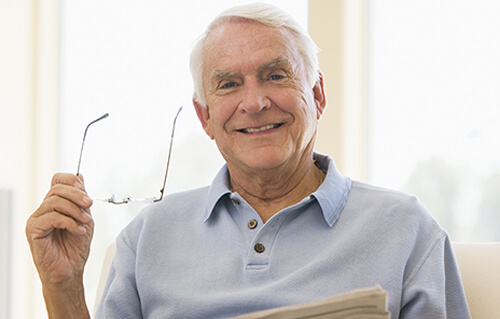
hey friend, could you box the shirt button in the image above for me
[254,243,265,253]
[248,219,258,229]
[231,198,240,206]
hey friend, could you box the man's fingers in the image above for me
[27,211,87,241]
[76,173,85,185]
[51,173,87,191]
[44,183,93,210]
[30,173,93,240]
[51,172,79,187]
[37,196,93,225]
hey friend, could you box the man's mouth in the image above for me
[239,123,282,133]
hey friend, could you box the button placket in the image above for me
[228,193,264,244]
[245,216,288,270]
[228,193,293,269]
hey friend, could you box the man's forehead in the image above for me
[204,20,297,57]
[202,20,301,81]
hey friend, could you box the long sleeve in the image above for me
[400,234,471,318]
[94,233,142,318]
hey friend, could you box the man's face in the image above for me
[195,20,325,174]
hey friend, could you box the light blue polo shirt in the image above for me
[96,153,470,319]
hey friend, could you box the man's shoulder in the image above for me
[346,180,441,232]
[345,180,447,260]
[349,180,423,210]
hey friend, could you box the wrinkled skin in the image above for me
[26,173,94,319]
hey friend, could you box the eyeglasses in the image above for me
[76,106,182,204]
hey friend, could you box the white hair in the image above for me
[189,2,320,107]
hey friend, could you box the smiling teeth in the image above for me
[243,124,279,133]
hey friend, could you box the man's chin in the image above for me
[232,151,295,173]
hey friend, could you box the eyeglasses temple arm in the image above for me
[156,106,183,201]
[76,113,109,176]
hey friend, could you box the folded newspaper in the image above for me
[233,286,390,319]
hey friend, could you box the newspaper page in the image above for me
[233,286,390,319]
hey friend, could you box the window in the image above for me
[367,0,500,241]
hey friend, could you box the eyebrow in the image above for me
[211,69,236,81]
[210,56,293,81]
[258,56,293,73]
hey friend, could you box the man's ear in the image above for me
[193,99,214,140]
[313,71,327,120]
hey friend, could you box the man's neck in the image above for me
[228,154,324,223]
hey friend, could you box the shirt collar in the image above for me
[311,153,352,227]
[203,152,352,227]
[203,164,232,222]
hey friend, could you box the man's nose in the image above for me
[239,80,270,114]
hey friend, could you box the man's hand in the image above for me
[26,173,94,319]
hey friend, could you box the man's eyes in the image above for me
[216,72,288,90]
[267,69,290,82]
[220,81,237,89]
[269,74,285,81]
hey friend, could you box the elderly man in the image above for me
[26,3,471,318]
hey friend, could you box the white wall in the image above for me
[0,0,60,317]
[310,0,367,181]
[0,1,36,318]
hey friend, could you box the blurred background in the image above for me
[1,0,499,318]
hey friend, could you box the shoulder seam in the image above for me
[403,231,446,289]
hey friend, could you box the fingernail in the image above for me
[74,181,84,190]
[78,226,87,234]
[83,211,92,222]
[82,196,93,205]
